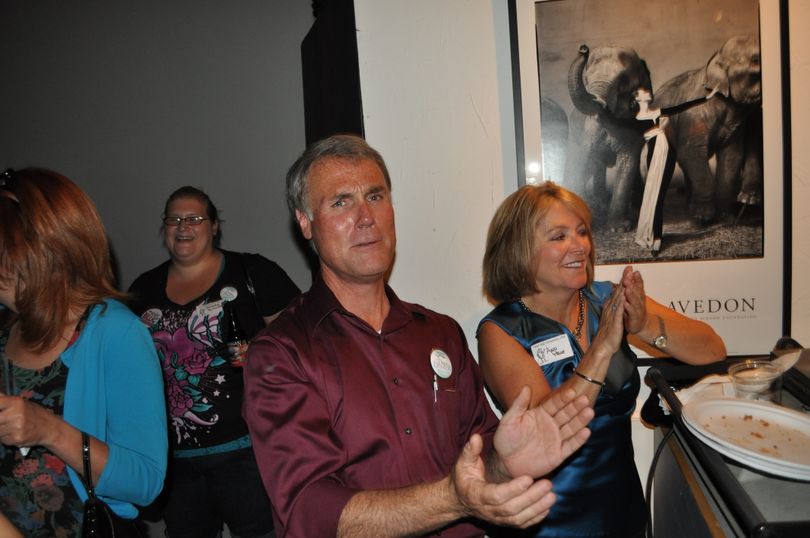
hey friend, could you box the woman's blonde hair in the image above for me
[0,168,125,351]
[482,182,595,303]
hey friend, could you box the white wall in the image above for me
[355,0,809,349]
[354,0,517,342]
[0,1,314,292]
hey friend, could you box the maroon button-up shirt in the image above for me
[243,276,499,537]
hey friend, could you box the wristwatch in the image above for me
[652,316,668,349]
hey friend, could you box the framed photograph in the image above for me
[509,0,791,355]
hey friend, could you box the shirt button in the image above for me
[392,377,400,385]
[404,428,413,435]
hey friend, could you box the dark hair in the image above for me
[286,134,391,218]
[0,168,126,351]
[482,182,595,303]
[162,185,222,246]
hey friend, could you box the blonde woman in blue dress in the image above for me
[478,183,725,537]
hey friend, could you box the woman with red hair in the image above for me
[0,168,167,536]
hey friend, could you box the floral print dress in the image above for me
[0,333,84,537]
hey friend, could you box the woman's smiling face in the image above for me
[163,196,218,265]
[532,201,592,293]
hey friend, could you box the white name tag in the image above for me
[530,334,574,366]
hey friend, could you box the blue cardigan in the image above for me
[61,299,168,518]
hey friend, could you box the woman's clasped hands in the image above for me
[0,392,59,450]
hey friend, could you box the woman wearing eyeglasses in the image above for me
[0,168,167,535]
[128,186,300,538]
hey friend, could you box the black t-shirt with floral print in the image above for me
[0,332,84,537]
[128,251,300,453]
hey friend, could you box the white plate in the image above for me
[682,398,810,479]
[683,420,810,480]
[682,398,810,467]
[684,419,810,472]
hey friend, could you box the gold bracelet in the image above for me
[573,368,606,387]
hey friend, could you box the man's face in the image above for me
[297,157,396,286]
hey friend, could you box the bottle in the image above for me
[225,303,248,367]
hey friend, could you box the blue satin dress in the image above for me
[479,281,646,537]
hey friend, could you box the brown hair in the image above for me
[482,182,595,303]
[286,134,391,218]
[0,168,125,351]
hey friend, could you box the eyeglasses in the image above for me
[163,215,209,226]
[1,168,14,189]
[0,169,20,204]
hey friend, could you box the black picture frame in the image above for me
[507,0,792,354]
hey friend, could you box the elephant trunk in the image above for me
[587,81,613,109]
[568,44,603,115]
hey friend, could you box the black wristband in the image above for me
[573,368,606,387]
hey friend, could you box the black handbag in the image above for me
[80,432,143,538]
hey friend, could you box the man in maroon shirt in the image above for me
[243,135,594,537]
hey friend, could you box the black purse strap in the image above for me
[239,253,262,316]
[81,431,97,501]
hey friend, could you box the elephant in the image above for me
[565,44,653,231]
[652,35,762,226]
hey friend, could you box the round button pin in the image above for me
[430,349,453,379]
[220,286,238,302]
[140,308,163,326]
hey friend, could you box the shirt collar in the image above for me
[301,273,424,334]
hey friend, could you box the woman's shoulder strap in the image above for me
[483,302,563,342]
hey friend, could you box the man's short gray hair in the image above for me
[286,134,392,218]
